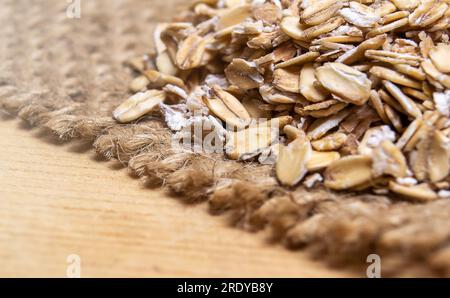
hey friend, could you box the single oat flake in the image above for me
[114,0,450,199]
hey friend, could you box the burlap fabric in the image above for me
[1,0,449,277]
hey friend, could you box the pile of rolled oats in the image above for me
[114,0,450,201]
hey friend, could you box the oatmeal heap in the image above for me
[114,0,450,201]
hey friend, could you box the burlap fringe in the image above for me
[2,87,450,277]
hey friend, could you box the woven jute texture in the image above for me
[1,0,450,277]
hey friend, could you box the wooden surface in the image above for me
[0,113,357,277]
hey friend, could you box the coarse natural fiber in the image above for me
[1,0,449,277]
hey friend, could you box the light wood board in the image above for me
[0,114,358,277]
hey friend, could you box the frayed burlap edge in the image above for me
[2,89,450,277]
[1,0,449,277]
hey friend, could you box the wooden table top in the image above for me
[0,113,357,277]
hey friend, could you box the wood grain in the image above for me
[0,114,358,277]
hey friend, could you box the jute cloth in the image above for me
[1,0,449,277]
